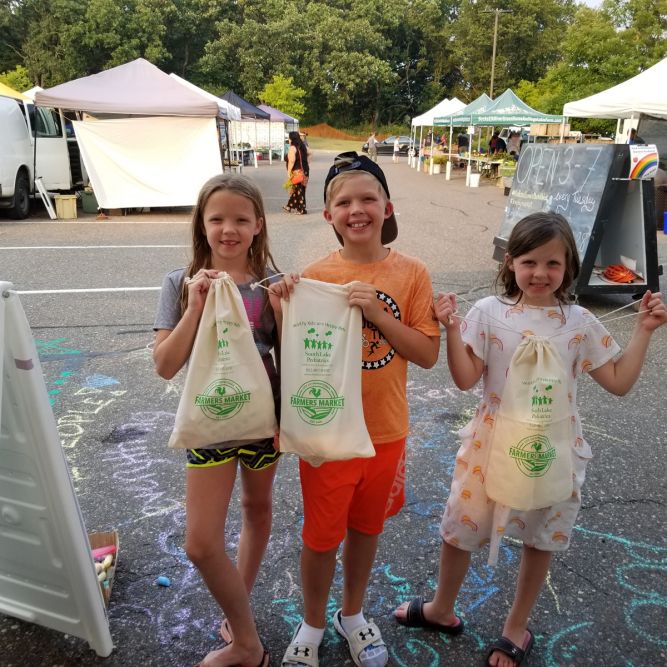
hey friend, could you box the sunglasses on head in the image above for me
[332,152,363,174]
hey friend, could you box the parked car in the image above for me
[362,135,418,156]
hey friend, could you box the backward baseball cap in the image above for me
[323,151,398,245]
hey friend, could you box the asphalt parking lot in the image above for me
[1,152,666,666]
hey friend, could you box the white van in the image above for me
[0,96,73,218]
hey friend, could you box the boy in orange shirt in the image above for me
[274,152,441,667]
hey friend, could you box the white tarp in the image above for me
[233,120,286,151]
[563,57,667,120]
[73,117,221,208]
[412,97,466,127]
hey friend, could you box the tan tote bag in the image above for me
[279,278,374,466]
[485,336,574,511]
[168,273,277,449]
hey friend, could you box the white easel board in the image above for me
[0,281,113,657]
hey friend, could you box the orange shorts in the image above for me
[299,438,406,552]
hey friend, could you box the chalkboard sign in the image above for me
[497,144,621,258]
[493,143,661,295]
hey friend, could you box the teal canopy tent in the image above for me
[469,89,562,126]
[434,92,493,127]
[435,89,562,127]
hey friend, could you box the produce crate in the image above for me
[88,530,119,606]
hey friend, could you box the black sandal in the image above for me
[485,630,534,666]
[396,596,464,635]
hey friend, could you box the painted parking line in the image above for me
[0,245,188,250]
[16,287,161,295]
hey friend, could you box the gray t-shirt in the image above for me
[154,268,279,400]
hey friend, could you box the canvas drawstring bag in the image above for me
[486,336,574,511]
[278,278,374,466]
[168,273,277,449]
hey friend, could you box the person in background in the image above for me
[284,131,310,215]
[456,132,469,168]
[627,128,645,145]
[367,132,378,162]
[489,130,507,155]
[300,131,313,160]
[506,131,521,158]
[393,136,401,163]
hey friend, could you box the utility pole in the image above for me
[484,8,512,99]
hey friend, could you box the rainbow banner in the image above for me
[628,144,659,180]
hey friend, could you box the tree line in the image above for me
[1,0,664,131]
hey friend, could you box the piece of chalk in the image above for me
[91,545,116,559]
[156,576,171,587]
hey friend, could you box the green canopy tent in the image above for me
[470,88,563,126]
[435,89,564,185]
[434,92,493,159]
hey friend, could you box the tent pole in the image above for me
[216,117,225,172]
[225,120,232,172]
[411,127,417,167]
[268,120,272,165]
[449,123,453,161]
[429,126,435,175]
[417,127,423,170]
[253,121,258,168]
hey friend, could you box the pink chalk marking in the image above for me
[91,545,116,559]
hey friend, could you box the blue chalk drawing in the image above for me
[544,621,593,666]
[85,373,121,388]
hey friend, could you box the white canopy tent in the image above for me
[169,73,241,121]
[35,59,222,209]
[563,57,667,145]
[257,104,300,164]
[563,58,667,120]
[410,97,466,172]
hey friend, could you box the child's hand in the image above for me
[347,282,383,322]
[637,290,667,332]
[268,272,300,314]
[434,292,459,330]
[184,269,221,313]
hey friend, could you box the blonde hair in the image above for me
[324,171,386,210]
[180,174,278,313]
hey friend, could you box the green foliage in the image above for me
[259,74,306,119]
[517,1,666,132]
[0,64,32,91]
[0,0,663,131]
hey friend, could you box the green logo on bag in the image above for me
[290,380,344,425]
[509,434,557,477]
[303,327,335,351]
[195,379,250,420]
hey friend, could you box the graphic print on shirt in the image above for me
[362,290,401,370]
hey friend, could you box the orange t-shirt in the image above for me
[303,249,440,443]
